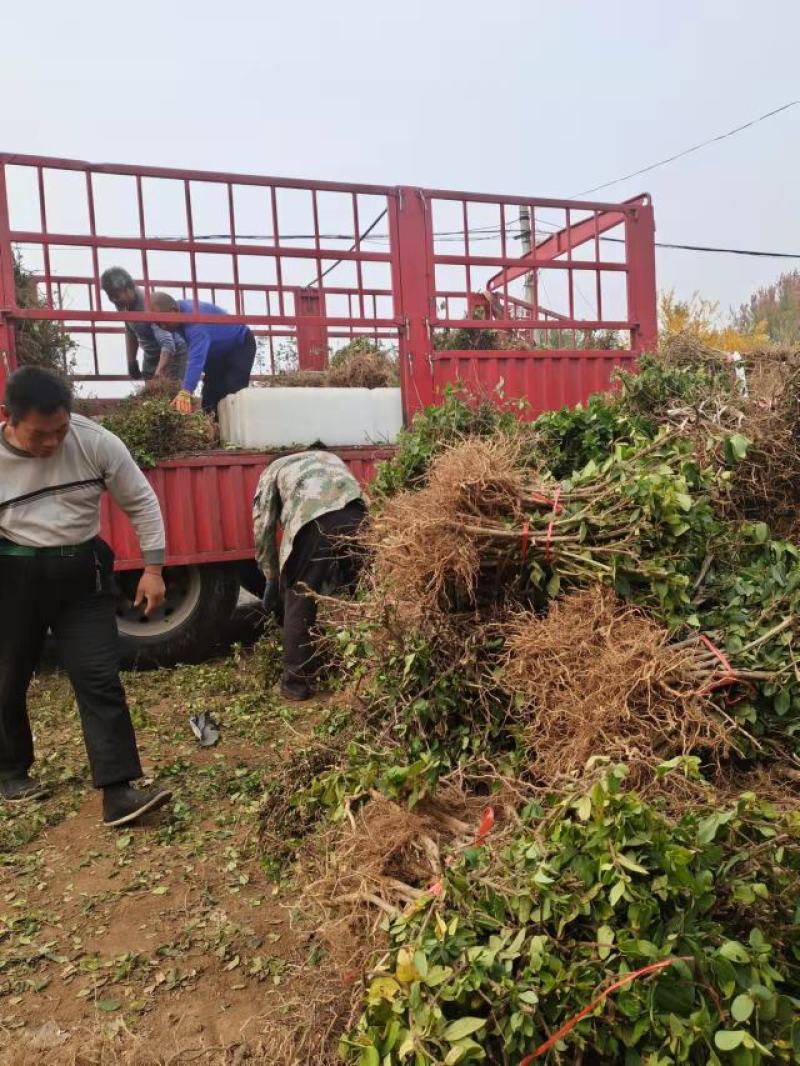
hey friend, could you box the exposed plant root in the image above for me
[261,789,495,1066]
[500,586,733,798]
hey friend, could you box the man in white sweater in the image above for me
[0,366,172,827]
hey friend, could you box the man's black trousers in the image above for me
[201,331,257,414]
[281,501,366,696]
[0,547,143,788]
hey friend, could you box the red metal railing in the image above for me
[0,154,400,385]
[397,187,657,415]
[0,153,657,418]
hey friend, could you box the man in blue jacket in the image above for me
[149,292,256,415]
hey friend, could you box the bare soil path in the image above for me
[0,645,327,1065]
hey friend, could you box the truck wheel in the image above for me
[114,564,240,668]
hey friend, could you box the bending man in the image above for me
[253,450,366,701]
[101,267,187,384]
[149,292,256,415]
[0,367,173,827]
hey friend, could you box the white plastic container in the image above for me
[218,387,403,449]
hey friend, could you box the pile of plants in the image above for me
[328,338,399,389]
[263,339,399,390]
[261,357,800,1064]
[347,774,800,1065]
[12,255,75,375]
[102,383,217,468]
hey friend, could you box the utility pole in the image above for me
[518,205,534,313]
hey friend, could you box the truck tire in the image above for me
[114,564,240,668]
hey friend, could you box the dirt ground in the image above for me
[0,639,335,1065]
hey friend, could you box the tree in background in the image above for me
[737,270,800,345]
[12,255,75,375]
[659,290,769,353]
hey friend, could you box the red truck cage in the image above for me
[0,153,656,662]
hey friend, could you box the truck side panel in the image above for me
[101,448,393,571]
[430,349,638,419]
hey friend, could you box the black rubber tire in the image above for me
[115,564,241,669]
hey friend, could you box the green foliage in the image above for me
[12,255,76,376]
[553,439,721,627]
[102,389,217,468]
[698,535,800,740]
[531,354,739,479]
[433,327,515,352]
[532,354,737,480]
[616,353,735,420]
[304,618,514,821]
[373,388,534,498]
[345,771,800,1065]
[282,352,800,1063]
[542,327,622,350]
[532,394,647,478]
[738,270,800,346]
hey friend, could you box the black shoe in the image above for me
[0,774,49,803]
[102,783,172,828]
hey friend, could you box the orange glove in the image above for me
[171,390,193,415]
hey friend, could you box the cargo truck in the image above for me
[0,153,657,662]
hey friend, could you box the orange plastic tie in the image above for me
[696,632,738,696]
[475,806,495,846]
[518,957,687,1064]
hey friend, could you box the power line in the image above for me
[21,213,800,271]
[603,236,800,259]
[307,207,389,287]
[572,100,799,197]
[654,240,800,259]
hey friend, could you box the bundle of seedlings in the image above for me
[261,369,329,387]
[259,718,364,865]
[102,381,217,468]
[327,341,398,389]
[266,796,440,1066]
[266,790,509,1066]
[367,433,717,629]
[372,387,537,499]
[501,587,736,797]
[310,600,517,806]
[531,352,743,482]
[655,330,736,374]
[693,535,800,747]
[719,362,800,527]
[12,254,76,375]
[433,302,534,353]
[344,770,800,1065]
[609,349,800,528]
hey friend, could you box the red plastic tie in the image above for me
[426,808,496,896]
[518,957,687,1064]
[696,633,738,696]
[544,487,562,565]
[697,633,732,674]
[520,520,530,564]
[475,806,495,846]
[527,491,564,514]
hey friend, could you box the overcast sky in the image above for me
[1,0,797,315]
